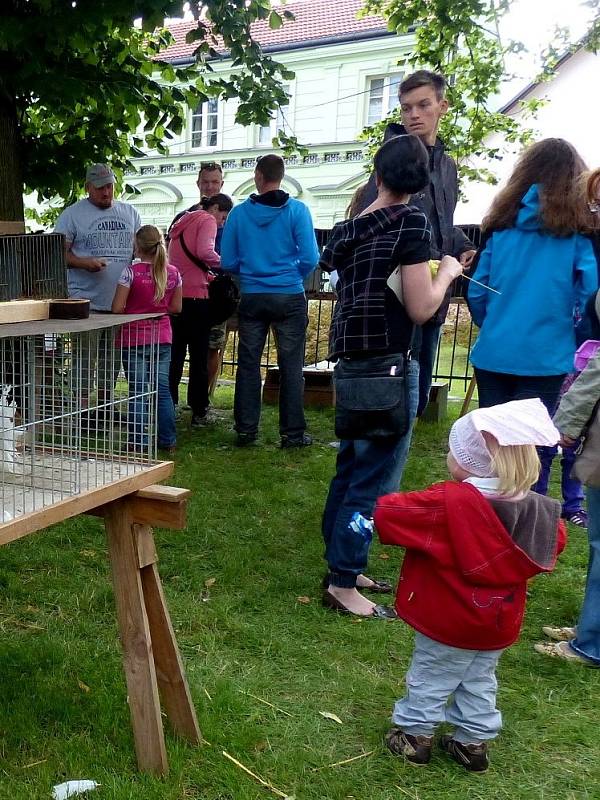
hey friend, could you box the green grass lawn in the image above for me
[0,391,598,799]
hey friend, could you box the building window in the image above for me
[258,86,290,146]
[191,98,218,149]
[366,75,402,125]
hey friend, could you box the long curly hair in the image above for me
[482,138,589,237]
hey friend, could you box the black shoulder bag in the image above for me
[176,232,240,326]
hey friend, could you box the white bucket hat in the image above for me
[449,398,560,477]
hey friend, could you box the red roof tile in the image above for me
[160,0,389,62]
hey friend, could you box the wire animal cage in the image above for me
[0,313,164,526]
[0,233,67,301]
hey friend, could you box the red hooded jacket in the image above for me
[374,481,566,651]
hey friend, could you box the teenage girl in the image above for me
[112,225,182,452]
[468,138,597,414]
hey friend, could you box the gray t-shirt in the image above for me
[54,198,142,310]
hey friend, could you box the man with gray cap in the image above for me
[55,164,141,312]
[54,164,141,419]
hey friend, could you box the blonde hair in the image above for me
[135,225,168,303]
[483,433,541,497]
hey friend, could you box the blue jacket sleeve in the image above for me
[574,234,599,312]
[219,210,240,274]
[467,237,493,327]
[295,205,320,278]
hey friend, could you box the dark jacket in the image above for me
[357,124,472,261]
[374,481,566,650]
[357,124,473,326]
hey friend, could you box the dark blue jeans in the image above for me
[322,356,419,588]
[474,368,566,495]
[536,440,585,515]
[234,292,308,439]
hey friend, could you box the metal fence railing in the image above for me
[218,225,481,396]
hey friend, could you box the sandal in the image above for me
[533,640,598,666]
[541,625,576,641]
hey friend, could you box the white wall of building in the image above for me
[456,48,600,224]
[129,33,415,229]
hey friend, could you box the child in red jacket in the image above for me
[373,398,566,772]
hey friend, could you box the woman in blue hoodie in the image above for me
[468,138,597,414]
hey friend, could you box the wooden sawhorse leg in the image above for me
[460,373,477,417]
[102,487,200,775]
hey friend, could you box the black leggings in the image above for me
[169,298,212,417]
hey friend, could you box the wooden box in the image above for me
[263,366,334,408]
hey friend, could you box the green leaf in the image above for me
[268,11,284,30]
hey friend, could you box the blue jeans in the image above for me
[122,344,176,448]
[570,486,600,664]
[392,632,503,743]
[322,356,419,588]
[234,292,308,439]
[536,441,585,515]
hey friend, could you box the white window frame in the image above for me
[257,84,292,147]
[365,74,403,125]
[190,98,219,151]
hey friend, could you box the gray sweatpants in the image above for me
[392,632,504,744]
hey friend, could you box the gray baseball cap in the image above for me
[86,163,115,188]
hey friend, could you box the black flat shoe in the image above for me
[323,573,393,594]
[358,575,393,594]
[321,590,397,619]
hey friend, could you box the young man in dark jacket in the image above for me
[356,71,476,415]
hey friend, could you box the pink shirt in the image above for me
[116,261,181,346]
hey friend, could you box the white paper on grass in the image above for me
[52,781,100,800]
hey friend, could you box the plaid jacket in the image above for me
[321,205,431,358]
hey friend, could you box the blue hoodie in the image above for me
[468,184,598,376]
[220,191,319,294]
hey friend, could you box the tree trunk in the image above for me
[0,93,25,223]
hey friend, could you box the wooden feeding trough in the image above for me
[0,312,200,774]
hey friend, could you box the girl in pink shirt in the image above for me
[113,225,182,453]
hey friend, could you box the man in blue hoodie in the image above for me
[221,154,320,448]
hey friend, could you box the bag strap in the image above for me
[175,231,209,273]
